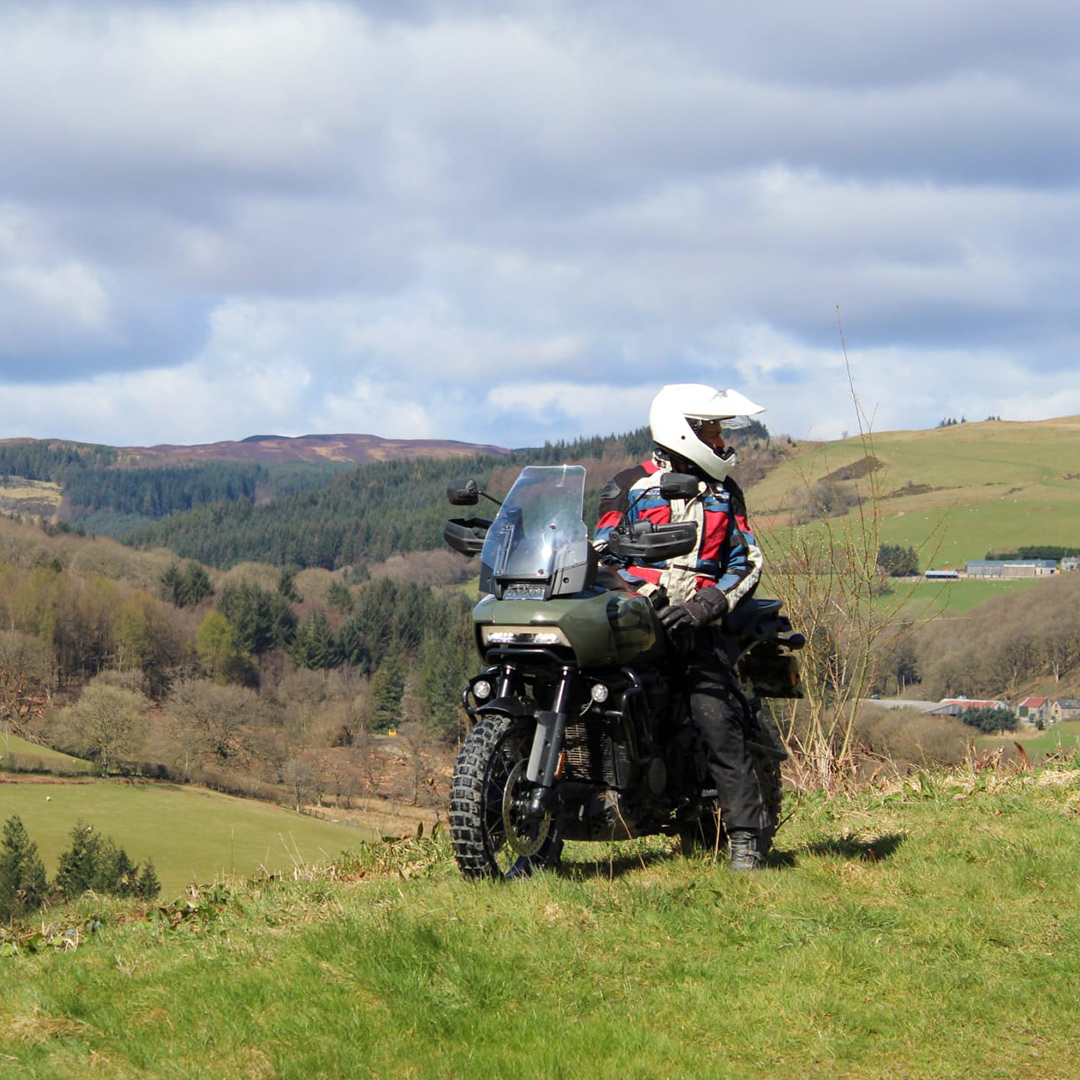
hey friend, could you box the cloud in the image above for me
[1,0,1079,449]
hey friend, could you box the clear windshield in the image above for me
[479,465,589,599]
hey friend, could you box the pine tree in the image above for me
[160,563,184,606]
[371,653,406,732]
[179,563,214,607]
[0,815,49,922]
[93,838,137,896]
[339,616,370,670]
[290,610,343,670]
[54,819,104,899]
[325,580,353,613]
[137,858,162,899]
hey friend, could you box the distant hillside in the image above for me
[0,432,511,468]
[749,414,1080,567]
[0,433,514,537]
[119,430,658,568]
[118,425,793,570]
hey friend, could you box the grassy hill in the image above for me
[4,763,1080,1078]
[1,734,96,775]
[748,414,1080,568]
[0,780,380,896]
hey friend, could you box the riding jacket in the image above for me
[594,452,763,608]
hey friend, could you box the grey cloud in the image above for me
[1,0,1079,447]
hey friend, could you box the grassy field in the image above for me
[879,576,1042,617]
[1008,719,1080,756]
[1,735,96,775]
[749,415,1080,567]
[3,764,1080,1078]
[0,780,381,896]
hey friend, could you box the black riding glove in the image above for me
[657,586,729,633]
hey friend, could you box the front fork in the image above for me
[523,664,575,818]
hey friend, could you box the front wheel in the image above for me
[449,715,563,881]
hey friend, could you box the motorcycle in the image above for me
[443,464,803,880]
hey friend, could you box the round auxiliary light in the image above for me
[590,683,610,704]
[472,679,493,701]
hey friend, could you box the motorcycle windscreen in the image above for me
[479,465,588,599]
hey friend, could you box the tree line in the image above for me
[68,462,358,539]
[0,514,482,811]
[983,546,1080,561]
[0,440,118,482]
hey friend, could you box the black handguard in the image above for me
[657,586,729,632]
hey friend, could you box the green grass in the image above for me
[880,576,1042,616]
[1006,719,1080,756]
[0,780,379,896]
[4,766,1080,1078]
[1,735,96,775]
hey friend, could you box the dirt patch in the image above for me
[820,456,881,483]
[304,798,442,837]
[883,483,943,499]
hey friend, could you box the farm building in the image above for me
[1049,699,1080,723]
[924,569,960,580]
[964,559,1058,579]
[1017,696,1051,725]
[929,697,1013,717]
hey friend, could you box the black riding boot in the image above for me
[728,829,766,872]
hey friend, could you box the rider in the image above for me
[594,383,770,870]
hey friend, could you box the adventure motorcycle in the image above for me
[443,464,803,881]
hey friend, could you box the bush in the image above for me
[854,707,972,769]
[958,706,1015,734]
[877,543,919,577]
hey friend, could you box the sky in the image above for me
[2,0,1079,449]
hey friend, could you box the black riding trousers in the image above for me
[685,626,769,833]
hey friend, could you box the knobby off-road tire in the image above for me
[449,714,563,881]
[747,708,784,856]
[751,751,783,854]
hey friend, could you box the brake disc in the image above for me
[501,759,552,857]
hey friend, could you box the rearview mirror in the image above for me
[447,479,480,506]
[658,472,700,501]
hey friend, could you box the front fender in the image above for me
[474,696,535,719]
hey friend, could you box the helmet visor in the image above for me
[688,416,751,437]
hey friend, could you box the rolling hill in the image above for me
[748,414,1080,568]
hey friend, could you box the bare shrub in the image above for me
[763,327,945,789]
[167,678,271,769]
[854,706,972,770]
[56,679,147,773]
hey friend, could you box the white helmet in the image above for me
[649,383,765,482]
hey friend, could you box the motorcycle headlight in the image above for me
[480,626,571,648]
